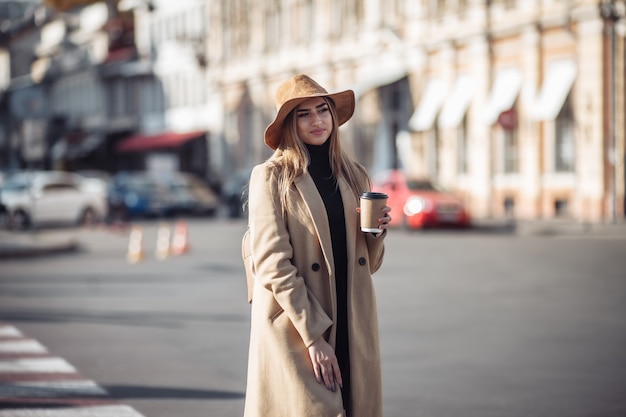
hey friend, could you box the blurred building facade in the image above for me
[1,0,215,186]
[0,0,624,222]
[1,0,149,173]
[131,0,220,187]
[204,0,625,222]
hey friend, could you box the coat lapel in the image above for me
[294,173,334,273]
[293,173,359,276]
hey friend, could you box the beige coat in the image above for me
[243,162,386,417]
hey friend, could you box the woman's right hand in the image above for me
[307,337,342,392]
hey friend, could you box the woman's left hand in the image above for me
[307,337,342,392]
[374,206,392,237]
[356,206,392,237]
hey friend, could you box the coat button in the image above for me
[358,257,366,266]
[312,263,320,271]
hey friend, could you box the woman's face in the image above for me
[295,97,333,146]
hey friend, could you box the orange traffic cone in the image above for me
[155,223,171,260]
[127,225,145,263]
[171,220,190,255]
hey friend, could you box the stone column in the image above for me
[467,34,492,218]
[519,24,541,219]
[575,16,605,221]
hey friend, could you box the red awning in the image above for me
[116,131,206,153]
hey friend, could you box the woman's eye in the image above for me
[297,113,309,118]
[319,107,329,113]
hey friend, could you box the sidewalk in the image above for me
[471,218,626,237]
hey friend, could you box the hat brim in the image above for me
[264,89,355,150]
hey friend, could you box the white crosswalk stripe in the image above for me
[0,358,77,373]
[0,340,48,354]
[0,324,148,417]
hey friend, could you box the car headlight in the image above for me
[404,196,431,216]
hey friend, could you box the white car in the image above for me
[0,171,108,230]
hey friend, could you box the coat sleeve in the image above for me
[357,163,386,274]
[366,232,386,274]
[248,164,333,347]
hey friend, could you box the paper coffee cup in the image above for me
[360,191,388,233]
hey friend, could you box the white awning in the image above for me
[483,67,522,125]
[438,74,475,129]
[408,78,447,131]
[205,94,224,131]
[351,66,407,99]
[531,59,576,121]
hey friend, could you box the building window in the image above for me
[554,199,569,217]
[430,0,446,18]
[502,128,518,173]
[331,0,344,39]
[172,75,181,108]
[355,122,376,168]
[223,18,232,58]
[503,196,515,217]
[265,5,280,50]
[109,78,130,117]
[390,89,401,111]
[457,115,468,174]
[354,0,364,25]
[130,79,140,114]
[458,0,468,16]
[171,75,179,108]
[382,0,404,26]
[555,96,575,172]
[291,2,300,42]
[503,0,516,9]
[234,0,249,57]
[305,0,314,38]
[430,128,440,177]
[342,0,359,32]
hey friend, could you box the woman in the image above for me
[244,74,391,417]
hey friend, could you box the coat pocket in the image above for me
[269,308,285,323]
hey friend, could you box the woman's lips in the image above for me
[311,129,325,135]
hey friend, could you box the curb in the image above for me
[0,240,83,260]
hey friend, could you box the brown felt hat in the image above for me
[264,74,355,150]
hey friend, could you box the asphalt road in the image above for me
[1,219,625,417]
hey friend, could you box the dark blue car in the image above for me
[107,172,173,220]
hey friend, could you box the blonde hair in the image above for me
[267,97,369,216]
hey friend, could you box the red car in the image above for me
[372,170,470,230]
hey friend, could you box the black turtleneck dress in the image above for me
[305,140,351,413]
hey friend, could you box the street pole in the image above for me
[600,0,625,223]
[486,0,494,218]
[610,8,617,223]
